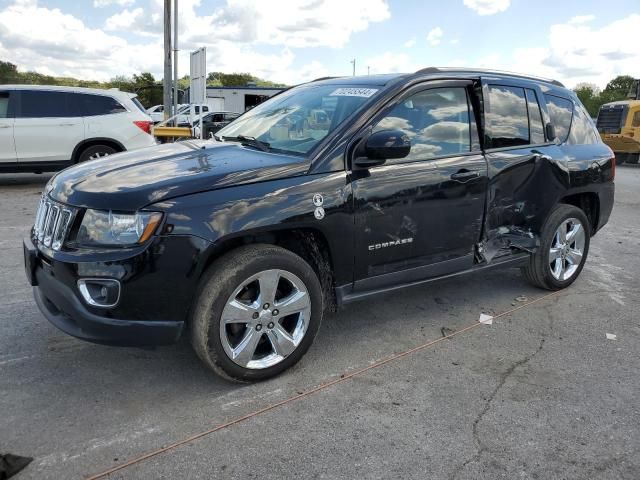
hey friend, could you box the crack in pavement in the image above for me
[449,336,546,480]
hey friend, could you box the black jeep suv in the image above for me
[24,68,615,381]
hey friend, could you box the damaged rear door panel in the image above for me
[478,79,568,262]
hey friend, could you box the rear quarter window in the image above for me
[544,95,573,143]
[568,102,599,145]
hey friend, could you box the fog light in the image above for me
[77,278,121,308]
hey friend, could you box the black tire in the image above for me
[77,144,117,163]
[190,244,323,382]
[521,204,591,290]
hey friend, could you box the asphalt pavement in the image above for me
[1,166,639,479]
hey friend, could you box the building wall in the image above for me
[205,87,283,113]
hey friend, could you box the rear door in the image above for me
[481,80,561,243]
[13,90,84,162]
[0,90,16,163]
[351,80,488,291]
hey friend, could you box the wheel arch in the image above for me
[198,227,337,312]
[72,138,126,163]
[558,191,600,236]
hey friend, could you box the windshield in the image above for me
[216,84,381,155]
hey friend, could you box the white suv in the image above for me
[0,85,157,173]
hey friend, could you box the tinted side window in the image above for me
[525,89,545,144]
[486,85,529,148]
[0,92,9,118]
[544,95,573,143]
[568,102,599,145]
[75,94,127,116]
[373,87,472,163]
[17,90,69,118]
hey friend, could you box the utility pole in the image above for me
[163,0,172,123]
[350,58,356,76]
[367,65,370,75]
[172,0,178,123]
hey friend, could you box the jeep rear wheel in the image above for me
[522,204,590,290]
[190,244,323,382]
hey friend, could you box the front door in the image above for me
[351,81,487,292]
[0,90,16,163]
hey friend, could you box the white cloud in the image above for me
[365,52,419,75]
[427,27,443,46]
[404,37,416,48]
[104,7,143,30]
[106,0,391,49]
[0,0,389,85]
[464,14,640,88]
[94,0,135,7]
[463,0,510,16]
[0,1,163,81]
[568,14,595,24]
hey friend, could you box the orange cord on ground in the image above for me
[86,289,562,480]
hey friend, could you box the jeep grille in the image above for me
[33,196,76,251]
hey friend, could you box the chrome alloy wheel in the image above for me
[549,217,586,281]
[219,269,311,370]
[89,151,110,160]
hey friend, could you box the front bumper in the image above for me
[23,236,204,347]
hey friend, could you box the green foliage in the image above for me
[206,71,286,88]
[574,75,639,117]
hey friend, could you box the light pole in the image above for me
[350,58,356,76]
[173,0,178,124]
[163,0,172,123]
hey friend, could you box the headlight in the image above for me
[76,210,163,246]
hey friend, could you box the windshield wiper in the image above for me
[222,135,271,152]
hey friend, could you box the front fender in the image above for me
[150,172,354,284]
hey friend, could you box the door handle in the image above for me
[0,124,10,128]
[450,170,480,182]
[58,123,75,127]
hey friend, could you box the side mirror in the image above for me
[545,123,556,142]
[355,129,411,168]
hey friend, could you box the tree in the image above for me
[574,82,601,117]
[602,75,636,98]
[0,61,18,83]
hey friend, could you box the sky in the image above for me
[0,0,638,88]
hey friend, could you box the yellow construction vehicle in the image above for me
[597,79,640,165]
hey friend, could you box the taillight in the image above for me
[133,120,152,134]
[611,155,616,180]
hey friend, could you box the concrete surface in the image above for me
[1,167,639,479]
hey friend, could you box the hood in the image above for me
[48,140,309,211]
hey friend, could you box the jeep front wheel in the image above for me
[190,244,323,381]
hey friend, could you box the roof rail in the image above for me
[413,67,565,88]
[310,76,340,82]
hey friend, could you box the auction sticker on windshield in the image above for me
[329,88,378,97]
